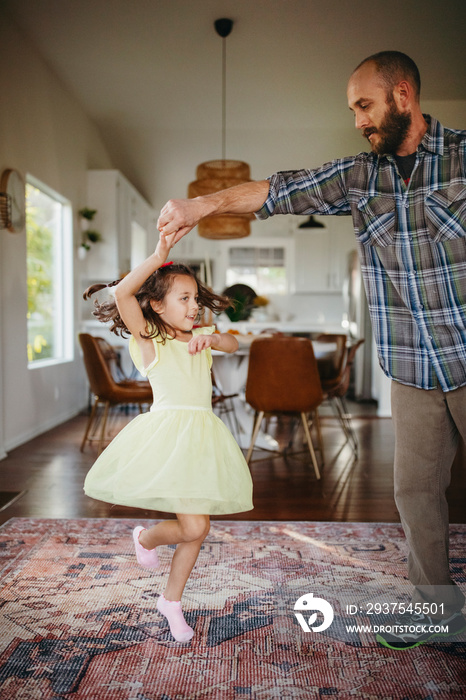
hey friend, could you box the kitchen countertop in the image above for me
[216,320,347,336]
[81,318,347,336]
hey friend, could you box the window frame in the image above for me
[223,237,295,296]
[26,174,74,369]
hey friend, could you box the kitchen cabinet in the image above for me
[293,218,356,293]
[83,169,157,280]
[79,170,157,327]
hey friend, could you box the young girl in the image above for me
[83,232,253,643]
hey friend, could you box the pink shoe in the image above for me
[132,526,159,568]
[157,594,194,643]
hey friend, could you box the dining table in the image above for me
[211,334,337,450]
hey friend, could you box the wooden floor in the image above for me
[1,404,465,526]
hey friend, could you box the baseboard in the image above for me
[2,406,86,457]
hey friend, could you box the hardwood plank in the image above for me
[0,409,464,525]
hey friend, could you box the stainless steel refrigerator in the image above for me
[342,250,374,401]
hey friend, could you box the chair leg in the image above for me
[220,398,241,443]
[288,416,300,449]
[337,395,358,455]
[80,396,99,452]
[329,396,350,443]
[98,401,111,455]
[246,411,265,464]
[228,398,242,443]
[330,396,358,455]
[301,412,321,480]
[313,408,325,466]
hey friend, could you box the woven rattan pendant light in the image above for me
[188,18,253,239]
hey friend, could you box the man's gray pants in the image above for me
[391,380,466,617]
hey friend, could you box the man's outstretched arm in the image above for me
[157,180,270,243]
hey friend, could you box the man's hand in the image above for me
[157,197,211,244]
[157,181,270,244]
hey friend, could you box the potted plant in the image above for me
[222,284,267,322]
[78,207,97,223]
[78,207,102,258]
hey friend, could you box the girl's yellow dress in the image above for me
[84,327,253,515]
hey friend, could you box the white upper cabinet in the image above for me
[293,217,356,293]
[84,170,157,280]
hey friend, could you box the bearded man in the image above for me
[157,51,466,649]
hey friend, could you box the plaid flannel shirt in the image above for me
[255,116,466,391]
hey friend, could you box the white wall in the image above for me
[1,7,465,453]
[0,13,114,454]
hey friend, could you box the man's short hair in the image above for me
[354,51,421,102]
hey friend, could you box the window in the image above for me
[226,245,288,294]
[26,176,73,365]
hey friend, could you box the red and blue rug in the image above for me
[0,518,465,699]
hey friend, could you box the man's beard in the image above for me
[363,100,412,155]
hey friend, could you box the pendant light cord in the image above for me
[222,35,226,162]
[214,18,233,163]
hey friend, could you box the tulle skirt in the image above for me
[84,407,253,515]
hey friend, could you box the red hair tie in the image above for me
[160,261,173,269]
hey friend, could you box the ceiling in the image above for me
[3,0,466,206]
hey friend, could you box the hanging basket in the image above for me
[188,159,253,239]
[198,215,251,240]
[196,160,250,180]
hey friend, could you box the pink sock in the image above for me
[156,594,194,642]
[132,526,159,568]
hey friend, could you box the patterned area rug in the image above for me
[0,518,465,699]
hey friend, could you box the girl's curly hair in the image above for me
[83,263,232,342]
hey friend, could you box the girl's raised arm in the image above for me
[114,232,175,344]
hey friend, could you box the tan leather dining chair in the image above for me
[94,336,128,382]
[245,336,324,479]
[315,333,348,390]
[316,334,365,456]
[78,333,153,454]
